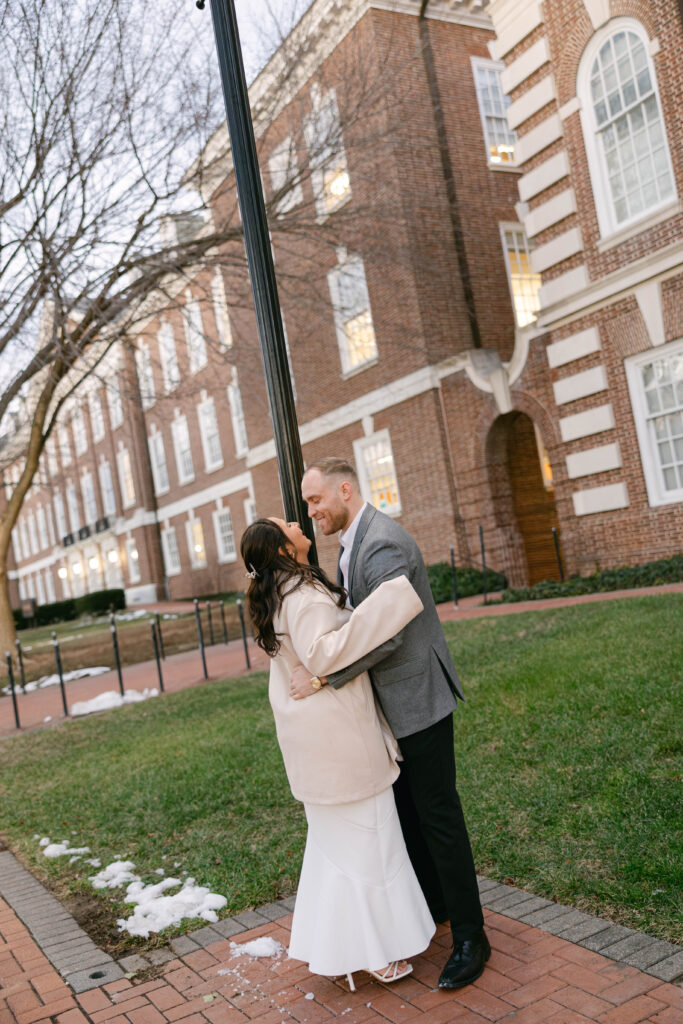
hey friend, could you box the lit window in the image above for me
[81,472,98,523]
[161,527,181,576]
[186,517,207,568]
[626,341,683,506]
[59,563,71,599]
[211,271,233,349]
[328,254,378,373]
[59,426,72,467]
[580,21,676,235]
[197,396,223,472]
[171,414,195,484]
[227,372,248,457]
[88,391,105,443]
[66,482,81,533]
[353,431,402,517]
[126,538,141,583]
[107,375,124,428]
[148,430,170,494]
[98,461,117,518]
[213,507,236,563]
[269,135,304,215]
[502,226,541,328]
[534,425,554,491]
[184,291,207,373]
[158,321,180,392]
[117,449,136,509]
[305,91,352,216]
[136,342,156,409]
[472,58,516,166]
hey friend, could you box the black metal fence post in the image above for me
[155,613,166,659]
[450,546,459,610]
[206,602,215,646]
[552,527,565,581]
[220,600,228,644]
[109,613,125,697]
[151,622,165,693]
[194,598,209,680]
[5,652,20,730]
[479,524,488,605]
[236,599,251,670]
[51,632,69,717]
[15,638,26,692]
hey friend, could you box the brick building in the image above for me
[5,0,682,610]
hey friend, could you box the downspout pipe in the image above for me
[419,0,482,348]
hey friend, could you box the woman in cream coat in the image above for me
[241,517,435,989]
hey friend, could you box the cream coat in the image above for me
[269,575,423,805]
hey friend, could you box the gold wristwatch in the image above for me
[310,675,324,690]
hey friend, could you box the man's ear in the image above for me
[340,481,352,501]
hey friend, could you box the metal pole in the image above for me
[151,622,165,693]
[51,632,69,718]
[236,598,251,670]
[450,546,459,610]
[220,600,228,644]
[5,652,20,730]
[109,613,125,697]
[552,527,565,581]
[479,524,488,605]
[15,638,26,692]
[198,0,317,562]
[194,598,209,680]
[155,612,166,659]
[206,601,215,646]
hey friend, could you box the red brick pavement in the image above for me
[2,897,682,1024]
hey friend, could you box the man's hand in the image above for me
[289,664,326,700]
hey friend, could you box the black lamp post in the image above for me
[197,0,317,562]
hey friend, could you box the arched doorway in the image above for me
[487,411,563,586]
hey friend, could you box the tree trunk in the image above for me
[0,558,17,653]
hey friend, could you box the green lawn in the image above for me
[0,594,680,954]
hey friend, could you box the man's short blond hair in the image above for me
[305,456,359,488]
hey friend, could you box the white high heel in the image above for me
[346,972,356,991]
[367,961,413,984]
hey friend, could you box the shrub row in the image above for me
[427,561,507,604]
[13,588,125,629]
[498,553,683,603]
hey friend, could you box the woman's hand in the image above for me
[289,664,327,700]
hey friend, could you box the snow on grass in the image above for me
[90,861,139,889]
[118,877,227,938]
[70,688,158,717]
[42,840,91,858]
[1,665,109,695]
[115,609,149,621]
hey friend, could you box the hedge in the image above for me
[13,588,125,630]
[498,553,683,603]
[427,561,507,604]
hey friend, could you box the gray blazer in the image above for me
[328,505,463,739]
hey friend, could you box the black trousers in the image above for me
[392,713,483,938]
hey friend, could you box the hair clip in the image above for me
[245,565,259,580]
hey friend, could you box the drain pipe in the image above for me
[419,0,482,349]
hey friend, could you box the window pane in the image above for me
[473,62,516,164]
[360,437,401,514]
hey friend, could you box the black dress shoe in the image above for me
[438,929,491,989]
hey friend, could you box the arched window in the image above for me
[579,20,675,237]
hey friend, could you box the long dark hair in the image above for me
[241,518,346,657]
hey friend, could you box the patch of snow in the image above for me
[115,609,149,622]
[154,868,165,876]
[229,937,284,959]
[2,666,110,696]
[117,876,227,938]
[38,837,50,847]
[71,688,158,717]
[85,858,101,868]
[162,613,178,619]
[90,861,139,889]
[43,716,52,723]
[69,855,82,863]
[43,841,91,859]
[304,992,314,1000]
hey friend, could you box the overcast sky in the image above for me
[234,0,312,79]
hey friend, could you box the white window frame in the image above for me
[36,506,48,549]
[471,57,517,168]
[98,460,117,518]
[58,426,72,467]
[88,390,105,443]
[197,395,223,472]
[136,341,156,410]
[578,18,677,239]
[45,569,56,604]
[327,252,378,376]
[243,497,257,526]
[117,448,136,509]
[161,526,181,576]
[126,538,142,583]
[148,429,170,495]
[66,482,81,533]
[53,492,67,539]
[353,429,402,517]
[72,405,88,456]
[227,372,248,457]
[304,89,352,218]
[158,321,181,392]
[171,414,195,485]
[625,337,683,507]
[12,530,24,565]
[107,375,124,428]
[500,222,542,328]
[46,504,56,546]
[20,519,30,558]
[183,291,208,373]
[27,512,39,554]
[46,439,58,477]
[81,470,98,523]
[213,506,237,563]
[186,517,207,569]
[268,134,304,215]
[211,270,233,349]
[36,571,46,606]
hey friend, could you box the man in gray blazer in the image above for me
[293,457,489,989]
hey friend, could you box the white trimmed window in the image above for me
[27,512,39,554]
[183,291,207,373]
[501,225,541,328]
[148,429,170,495]
[20,519,30,558]
[197,395,223,472]
[98,461,117,518]
[36,506,48,549]
[59,564,71,599]
[211,271,233,349]
[158,321,180,392]
[171,414,195,484]
[117,448,136,509]
[186,517,207,568]
[45,569,56,604]
[66,482,81,533]
[626,340,683,506]
[161,526,181,576]
[328,253,378,374]
[269,135,304,215]
[81,471,98,523]
[126,538,141,583]
[88,391,105,443]
[305,90,351,217]
[213,507,236,563]
[46,439,58,477]
[53,492,67,539]
[243,497,257,526]
[36,572,46,606]
[579,19,676,237]
[227,372,248,457]
[59,426,72,467]
[472,58,516,166]
[107,375,124,428]
[136,342,156,409]
[18,577,26,600]
[353,430,402,517]
[12,530,24,564]
[73,406,88,456]
[46,504,56,546]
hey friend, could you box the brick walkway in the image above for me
[2,892,682,1024]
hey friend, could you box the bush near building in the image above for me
[13,589,126,630]
[427,562,507,603]
[499,554,683,603]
